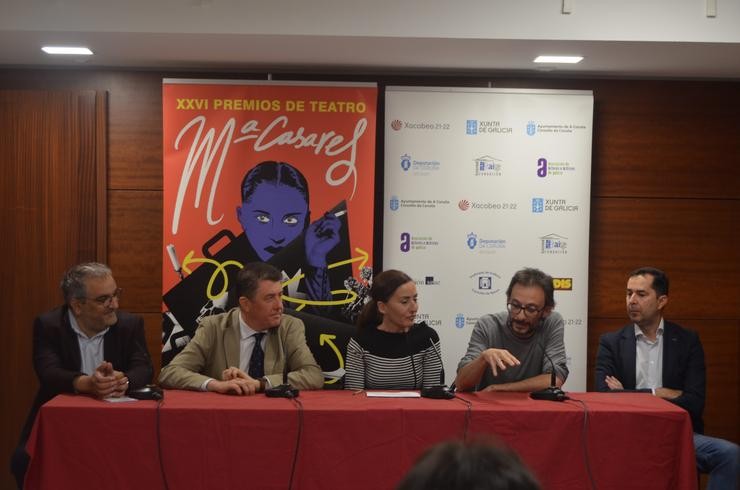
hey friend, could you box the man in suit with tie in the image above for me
[595,267,737,490]
[159,262,323,394]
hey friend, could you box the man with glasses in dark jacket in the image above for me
[10,262,153,489]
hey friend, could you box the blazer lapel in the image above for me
[620,326,638,389]
[264,325,282,374]
[223,309,241,369]
[661,322,679,386]
[62,307,83,371]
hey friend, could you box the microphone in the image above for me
[420,338,455,400]
[529,343,568,402]
[265,328,299,398]
[129,384,164,401]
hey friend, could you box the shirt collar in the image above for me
[634,318,664,339]
[238,311,261,340]
[68,309,109,340]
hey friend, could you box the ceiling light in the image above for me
[41,46,93,55]
[534,56,583,64]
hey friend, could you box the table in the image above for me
[24,391,697,490]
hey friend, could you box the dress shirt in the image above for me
[68,310,108,375]
[634,319,664,392]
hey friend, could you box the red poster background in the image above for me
[161,80,376,360]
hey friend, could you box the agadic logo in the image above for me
[540,234,568,254]
[470,271,501,295]
[400,154,411,171]
[391,119,403,131]
[526,121,537,136]
[401,232,411,252]
[537,158,547,177]
[459,199,471,211]
[532,198,579,213]
[389,195,399,211]
[400,232,439,253]
[474,155,503,176]
[537,157,575,177]
[552,278,573,291]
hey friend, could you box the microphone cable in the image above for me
[567,397,597,490]
[453,394,473,442]
[287,396,304,490]
[155,397,171,490]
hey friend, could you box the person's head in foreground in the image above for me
[397,438,541,490]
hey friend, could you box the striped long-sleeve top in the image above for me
[344,322,443,390]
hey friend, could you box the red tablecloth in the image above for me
[25,391,697,490]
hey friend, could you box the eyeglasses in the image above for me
[507,302,544,317]
[85,288,123,307]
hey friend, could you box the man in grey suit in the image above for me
[159,262,323,395]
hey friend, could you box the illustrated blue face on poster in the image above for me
[236,161,310,262]
[235,161,341,268]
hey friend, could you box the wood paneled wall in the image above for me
[1,69,737,490]
[0,88,106,490]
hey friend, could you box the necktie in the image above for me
[248,332,265,379]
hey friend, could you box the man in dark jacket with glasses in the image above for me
[10,262,153,489]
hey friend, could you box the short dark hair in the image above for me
[629,266,669,296]
[505,268,555,308]
[236,262,283,300]
[60,262,112,303]
[356,269,413,328]
[397,438,541,490]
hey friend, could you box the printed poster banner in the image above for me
[384,87,593,390]
[161,79,377,381]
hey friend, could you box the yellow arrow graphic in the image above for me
[180,250,244,300]
[179,247,368,303]
[319,333,344,385]
[329,247,369,271]
[282,289,357,311]
[282,247,370,289]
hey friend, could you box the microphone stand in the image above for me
[265,331,299,398]
[420,338,455,399]
[530,346,567,402]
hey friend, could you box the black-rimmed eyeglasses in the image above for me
[85,288,123,307]
[507,302,544,317]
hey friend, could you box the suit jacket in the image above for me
[20,305,153,442]
[158,308,323,391]
[595,321,705,433]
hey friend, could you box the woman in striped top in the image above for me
[344,270,443,390]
